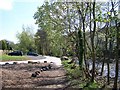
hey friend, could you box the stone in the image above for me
[5,63,9,65]
[48,64,52,69]
[61,56,69,60]
[35,71,40,75]
[31,73,37,77]
[40,68,43,72]
[44,61,47,63]
[28,61,33,64]
[13,62,18,65]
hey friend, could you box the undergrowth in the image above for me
[62,60,100,89]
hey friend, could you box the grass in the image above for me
[0,54,31,62]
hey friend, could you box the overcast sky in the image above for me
[0,0,45,43]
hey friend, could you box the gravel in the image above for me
[1,62,68,89]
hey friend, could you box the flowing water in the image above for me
[76,59,120,81]
[88,61,120,81]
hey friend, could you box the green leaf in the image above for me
[107,12,111,15]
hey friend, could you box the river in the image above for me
[76,59,120,81]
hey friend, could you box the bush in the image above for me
[62,60,82,79]
[88,81,99,88]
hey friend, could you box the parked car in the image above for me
[8,51,23,56]
[27,52,38,56]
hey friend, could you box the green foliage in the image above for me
[34,2,64,56]
[34,1,119,88]
[0,40,16,51]
[8,42,14,50]
[34,2,81,57]
[0,41,1,49]
[1,40,7,51]
[88,82,99,88]
[16,25,36,54]
[34,30,49,55]
[62,60,100,88]
[84,81,100,89]
[62,60,82,79]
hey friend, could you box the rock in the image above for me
[41,66,48,71]
[35,71,40,75]
[44,61,47,63]
[31,71,40,77]
[31,73,37,77]
[68,60,73,64]
[42,68,47,71]
[40,68,43,72]
[48,64,52,69]
[5,63,9,65]
[28,61,33,64]
[13,62,18,65]
[46,66,49,70]
[32,62,38,64]
[61,56,69,60]
[28,61,37,64]
[50,62,54,64]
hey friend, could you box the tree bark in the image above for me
[91,1,96,82]
[100,58,104,76]
[111,1,120,89]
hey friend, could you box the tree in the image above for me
[16,25,36,54]
[0,41,1,50]
[111,0,120,89]
[34,2,70,57]
[34,1,120,88]
[75,1,90,72]
[90,0,96,82]
[35,29,49,55]
[1,40,7,51]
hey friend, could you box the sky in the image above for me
[0,0,45,43]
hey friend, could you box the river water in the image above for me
[76,59,120,81]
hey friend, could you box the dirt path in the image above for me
[0,63,69,89]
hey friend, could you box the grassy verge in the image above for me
[0,54,31,62]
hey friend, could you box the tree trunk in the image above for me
[91,1,96,82]
[78,29,84,69]
[82,17,89,71]
[106,25,110,85]
[76,2,84,69]
[111,1,120,89]
[100,58,104,76]
[107,59,110,85]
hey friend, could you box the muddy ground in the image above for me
[0,63,69,89]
